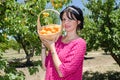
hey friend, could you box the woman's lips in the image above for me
[65,25,70,28]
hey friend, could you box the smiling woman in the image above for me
[38,5,86,80]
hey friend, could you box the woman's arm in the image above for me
[39,37,63,77]
[50,43,63,77]
[41,44,46,70]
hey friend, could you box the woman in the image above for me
[39,5,86,80]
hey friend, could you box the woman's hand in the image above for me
[40,36,55,50]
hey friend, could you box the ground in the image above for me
[3,49,120,80]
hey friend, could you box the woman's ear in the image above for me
[78,20,81,25]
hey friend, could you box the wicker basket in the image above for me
[37,9,62,41]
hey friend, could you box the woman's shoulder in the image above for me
[64,37,86,48]
[73,37,86,45]
[71,38,86,50]
[78,38,86,43]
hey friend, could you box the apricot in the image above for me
[39,24,61,35]
[42,12,49,17]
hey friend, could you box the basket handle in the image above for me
[37,9,60,32]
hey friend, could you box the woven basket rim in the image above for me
[38,9,60,17]
[39,24,62,35]
[37,9,61,30]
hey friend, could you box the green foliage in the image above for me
[0,42,9,52]
[81,0,120,65]
[28,66,39,75]
[83,71,120,80]
[0,50,25,80]
[50,0,72,10]
[0,54,7,70]
[4,67,25,80]
[0,0,47,79]
[0,0,72,79]
[8,39,21,51]
[3,0,48,61]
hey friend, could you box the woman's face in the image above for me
[61,12,80,32]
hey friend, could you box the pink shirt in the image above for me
[45,36,86,80]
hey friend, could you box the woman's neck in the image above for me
[62,32,79,43]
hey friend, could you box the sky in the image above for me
[17,0,86,9]
[17,0,88,14]
[70,0,86,9]
[17,0,120,9]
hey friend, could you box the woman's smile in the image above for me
[64,25,70,29]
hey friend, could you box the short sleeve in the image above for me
[59,39,86,77]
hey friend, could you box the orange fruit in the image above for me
[39,24,61,35]
[42,12,49,17]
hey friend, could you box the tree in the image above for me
[81,0,120,66]
[0,0,72,79]
[3,0,49,65]
[3,0,72,65]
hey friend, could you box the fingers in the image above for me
[54,35,59,42]
[40,38,48,45]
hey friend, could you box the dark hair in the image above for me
[60,5,84,30]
